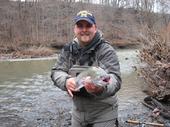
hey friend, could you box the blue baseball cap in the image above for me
[74,10,96,25]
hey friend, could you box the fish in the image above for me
[75,66,110,90]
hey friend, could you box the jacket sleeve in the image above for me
[51,48,71,91]
[96,44,122,98]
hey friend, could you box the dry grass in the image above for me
[12,46,55,59]
[0,39,56,59]
[112,38,140,48]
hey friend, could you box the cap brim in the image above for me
[75,18,94,25]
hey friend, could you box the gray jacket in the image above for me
[51,31,121,123]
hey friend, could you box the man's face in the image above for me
[74,20,97,46]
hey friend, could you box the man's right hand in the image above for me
[66,77,77,97]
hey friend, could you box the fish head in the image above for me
[92,74,110,87]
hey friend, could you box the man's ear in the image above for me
[94,24,97,32]
[74,26,77,35]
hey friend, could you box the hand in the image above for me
[66,77,77,97]
[84,77,104,94]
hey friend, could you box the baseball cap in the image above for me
[74,10,96,25]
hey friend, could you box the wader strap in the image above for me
[116,118,119,127]
[86,124,93,127]
[79,39,105,66]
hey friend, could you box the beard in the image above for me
[79,32,92,43]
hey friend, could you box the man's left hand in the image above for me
[84,77,104,94]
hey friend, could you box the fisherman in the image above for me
[51,10,121,127]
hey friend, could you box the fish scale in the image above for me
[75,66,110,90]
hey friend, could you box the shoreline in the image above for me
[0,47,140,62]
[0,55,58,62]
[0,53,58,62]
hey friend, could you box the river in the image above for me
[0,49,166,127]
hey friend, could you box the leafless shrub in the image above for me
[139,26,170,101]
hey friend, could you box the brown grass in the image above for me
[112,38,140,48]
[12,46,55,59]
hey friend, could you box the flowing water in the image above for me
[0,49,161,127]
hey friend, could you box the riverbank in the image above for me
[0,47,58,61]
[0,54,58,62]
[0,44,140,61]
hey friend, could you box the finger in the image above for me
[67,89,73,97]
[85,84,95,93]
[66,82,76,91]
[69,83,77,91]
[70,80,76,89]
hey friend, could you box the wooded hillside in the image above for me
[0,0,169,54]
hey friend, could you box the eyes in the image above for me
[76,23,93,29]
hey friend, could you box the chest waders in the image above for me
[64,40,119,127]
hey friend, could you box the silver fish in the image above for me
[75,66,110,90]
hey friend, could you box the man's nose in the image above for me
[81,26,88,31]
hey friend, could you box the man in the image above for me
[51,10,121,127]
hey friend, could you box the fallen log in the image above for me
[142,96,170,119]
